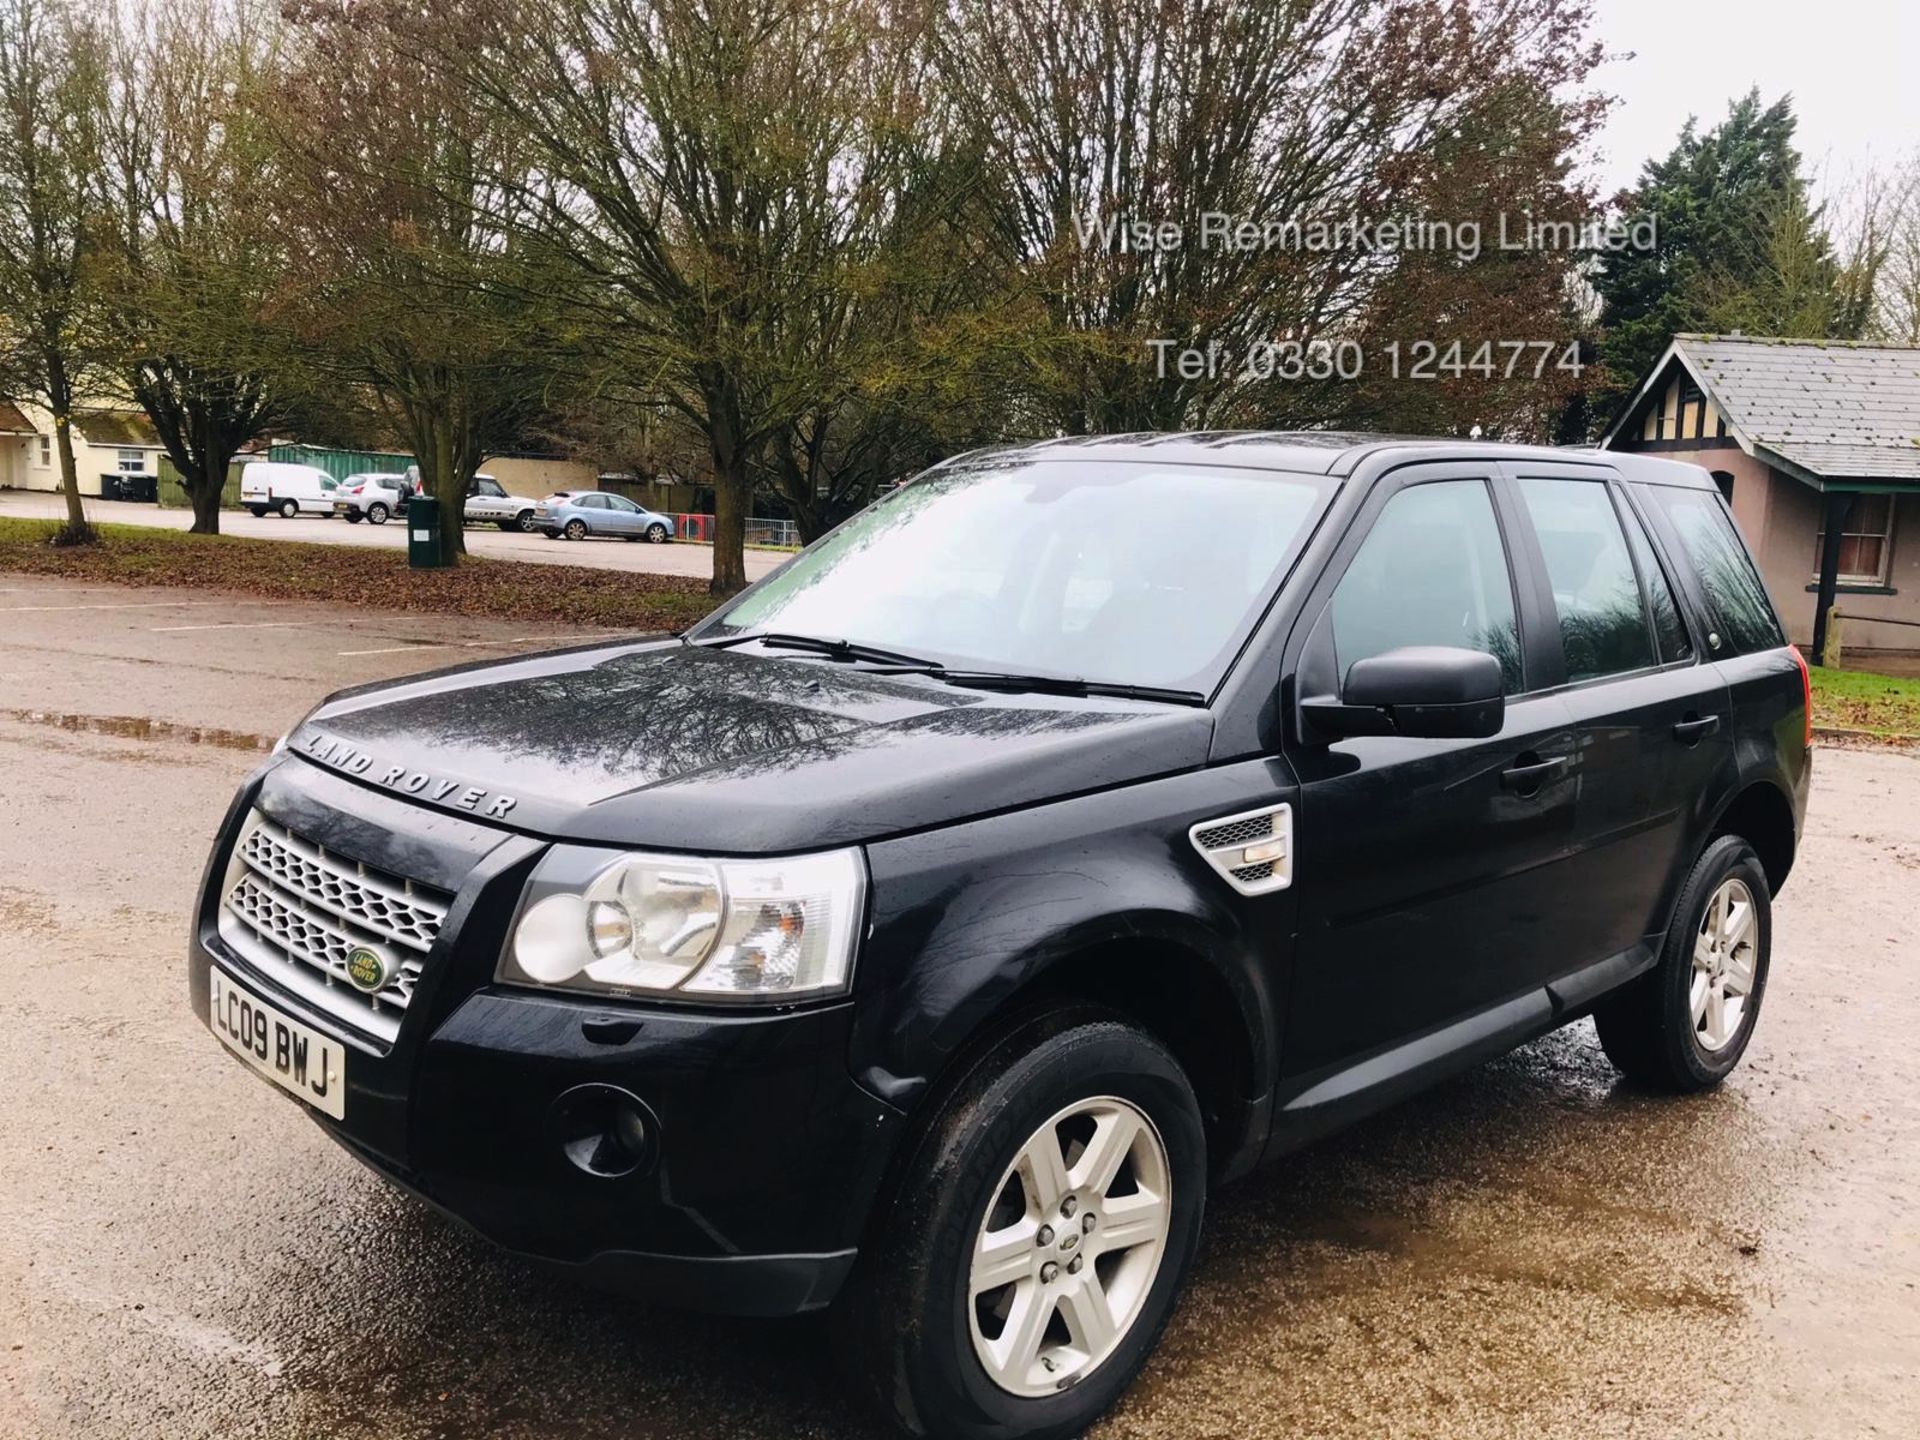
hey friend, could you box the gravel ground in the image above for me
[2,574,1916,1440]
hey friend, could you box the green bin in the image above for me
[407,495,447,568]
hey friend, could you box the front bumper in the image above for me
[187,760,904,1315]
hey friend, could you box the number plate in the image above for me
[207,968,347,1120]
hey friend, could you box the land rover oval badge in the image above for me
[345,943,395,993]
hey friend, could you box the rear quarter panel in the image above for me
[1717,646,1813,858]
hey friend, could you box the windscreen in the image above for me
[696,458,1330,693]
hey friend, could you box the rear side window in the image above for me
[1515,476,1655,682]
[1648,487,1785,655]
[1620,501,1693,664]
[1331,479,1522,693]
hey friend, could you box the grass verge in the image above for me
[0,518,719,632]
[1809,665,1920,742]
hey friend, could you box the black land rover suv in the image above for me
[190,434,1809,1439]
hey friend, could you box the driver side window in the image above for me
[1330,479,1522,693]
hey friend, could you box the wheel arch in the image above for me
[1018,936,1268,1178]
[1706,779,1796,893]
[881,925,1275,1185]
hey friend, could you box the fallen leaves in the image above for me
[0,520,720,633]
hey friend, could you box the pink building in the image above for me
[1600,335,1920,663]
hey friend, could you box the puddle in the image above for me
[0,708,274,752]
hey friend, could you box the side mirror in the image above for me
[1301,645,1505,741]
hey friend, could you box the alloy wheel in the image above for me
[967,1096,1171,1397]
[1692,876,1757,1051]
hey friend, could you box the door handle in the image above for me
[1499,755,1570,792]
[1671,714,1722,744]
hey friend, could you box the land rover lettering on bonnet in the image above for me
[298,731,517,817]
[191,433,1809,1440]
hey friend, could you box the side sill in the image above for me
[1258,943,1656,1162]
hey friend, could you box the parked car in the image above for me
[191,434,1809,1440]
[240,462,339,518]
[462,475,538,531]
[531,490,675,542]
[333,472,414,525]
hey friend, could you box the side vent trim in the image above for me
[1189,803,1294,896]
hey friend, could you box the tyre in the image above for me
[247,505,268,518]
[367,502,391,525]
[646,522,669,544]
[278,498,298,519]
[564,518,588,541]
[543,528,561,540]
[1594,834,1771,1091]
[835,1007,1205,1440]
[508,511,532,532]
[344,512,362,524]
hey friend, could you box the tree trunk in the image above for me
[791,498,829,546]
[428,414,469,565]
[704,387,750,596]
[710,469,749,594]
[51,408,93,544]
[187,479,223,535]
[183,408,224,536]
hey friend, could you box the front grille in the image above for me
[218,813,452,1045]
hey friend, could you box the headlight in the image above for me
[500,846,866,1002]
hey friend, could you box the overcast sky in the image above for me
[1587,0,1917,198]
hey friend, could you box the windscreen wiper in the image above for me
[691,630,942,669]
[694,633,1203,705]
[937,671,1206,706]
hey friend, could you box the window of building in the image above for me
[37,435,51,467]
[1515,476,1657,682]
[1812,493,1895,586]
[1330,479,1523,693]
[116,449,146,473]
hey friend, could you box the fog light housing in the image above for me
[550,1084,657,1178]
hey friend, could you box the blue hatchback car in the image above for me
[533,491,677,543]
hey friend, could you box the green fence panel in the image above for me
[155,455,246,509]
[267,443,416,481]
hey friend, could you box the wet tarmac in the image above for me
[3,575,1917,1438]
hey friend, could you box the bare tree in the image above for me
[463,0,932,594]
[1871,158,1920,344]
[0,0,109,543]
[272,1,562,564]
[98,0,291,534]
[936,0,1603,434]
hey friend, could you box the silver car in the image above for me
[532,491,677,543]
[462,475,539,532]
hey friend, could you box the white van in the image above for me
[240,462,339,518]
